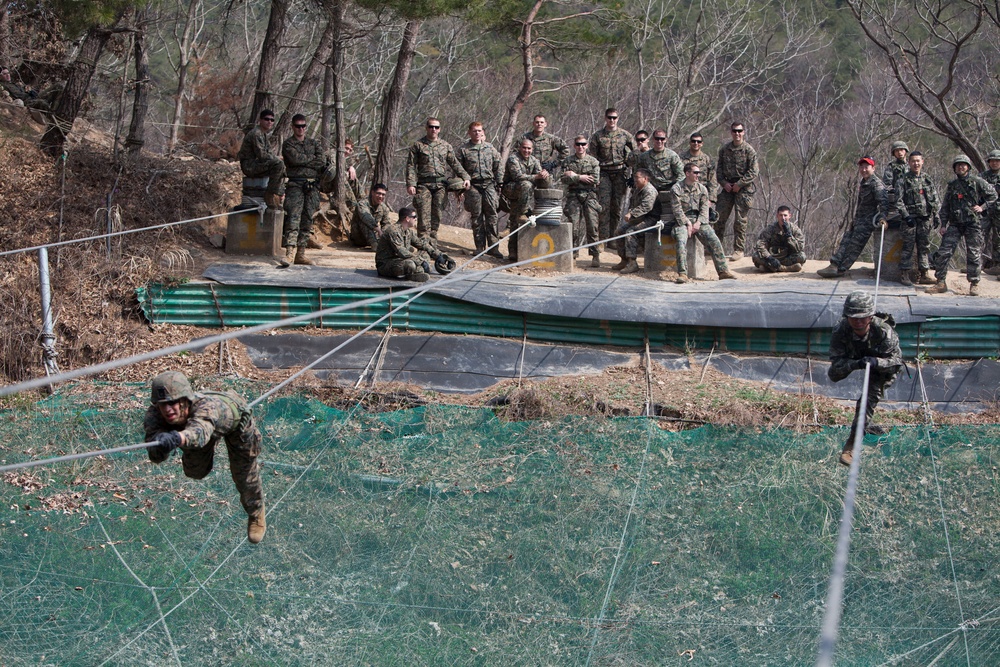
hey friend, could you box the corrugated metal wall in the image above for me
[138,283,999,359]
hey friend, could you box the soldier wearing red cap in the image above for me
[818,157,890,278]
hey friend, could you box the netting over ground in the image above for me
[1,384,998,666]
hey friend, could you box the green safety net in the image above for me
[1,384,998,666]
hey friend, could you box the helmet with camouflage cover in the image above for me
[843,291,875,318]
[988,149,1000,162]
[890,141,908,153]
[952,154,974,169]
[150,371,196,404]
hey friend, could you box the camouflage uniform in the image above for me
[752,219,806,271]
[893,169,939,272]
[828,315,902,446]
[521,130,569,188]
[503,152,544,262]
[634,148,685,193]
[457,140,503,252]
[561,153,602,258]
[932,171,998,284]
[144,391,264,521]
[883,157,909,221]
[680,149,718,204]
[375,221,438,281]
[281,136,325,248]
[405,137,470,239]
[667,179,729,276]
[980,163,1000,270]
[238,125,285,197]
[615,181,658,261]
[349,196,392,249]
[589,127,636,241]
[714,140,759,254]
[829,175,889,272]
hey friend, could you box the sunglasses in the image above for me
[690,139,703,143]
[427,124,441,129]
[690,170,702,175]
[575,142,588,146]
[731,128,745,133]
[262,117,275,122]
[653,137,667,141]
[606,115,618,120]
[407,214,418,219]
[293,124,306,129]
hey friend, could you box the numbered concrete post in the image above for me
[644,230,707,278]
[518,222,574,272]
[878,227,903,282]
[226,206,283,256]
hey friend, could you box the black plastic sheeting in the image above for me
[204,263,1000,329]
[237,331,999,412]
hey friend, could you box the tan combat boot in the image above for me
[620,259,640,274]
[611,258,629,271]
[778,263,802,273]
[278,246,294,268]
[899,273,913,286]
[591,256,601,268]
[838,444,854,467]
[917,269,936,285]
[925,279,948,294]
[674,272,690,284]
[294,247,315,266]
[969,281,980,296]
[817,262,845,278]
[248,508,266,544]
[718,270,737,280]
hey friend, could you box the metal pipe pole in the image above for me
[37,247,60,382]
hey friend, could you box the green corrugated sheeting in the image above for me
[137,282,999,359]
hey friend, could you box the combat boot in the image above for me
[591,256,601,268]
[486,248,505,259]
[248,508,266,544]
[674,272,690,284]
[410,271,430,283]
[718,270,737,280]
[917,269,936,285]
[817,263,845,278]
[838,443,854,467]
[969,281,980,296]
[899,273,913,286]
[278,246,294,268]
[778,263,802,272]
[620,259,640,274]
[611,258,629,271]
[925,279,948,294]
[294,247,315,266]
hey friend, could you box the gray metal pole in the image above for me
[37,247,60,380]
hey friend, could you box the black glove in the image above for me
[766,256,781,272]
[904,217,916,228]
[154,431,182,451]
[855,357,878,370]
[421,260,431,274]
[541,159,558,172]
[435,252,444,262]
[708,206,718,223]
[626,175,635,189]
[933,214,941,229]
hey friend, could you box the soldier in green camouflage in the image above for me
[375,207,442,283]
[350,183,392,249]
[927,155,999,296]
[238,109,285,209]
[522,115,569,189]
[818,157,890,278]
[457,122,504,257]
[892,151,939,286]
[502,138,548,262]
[981,149,1000,276]
[144,371,266,543]
[883,141,909,223]
[666,163,735,282]
[279,114,325,267]
[405,118,470,240]
[612,168,659,275]
[680,132,717,214]
[561,135,602,267]
[752,206,806,273]
[714,122,759,259]
[589,108,637,246]
[635,130,685,193]
[828,291,903,466]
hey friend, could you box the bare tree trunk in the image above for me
[321,61,332,152]
[329,0,348,238]
[374,19,421,188]
[168,0,202,157]
[249,0,290,126]
[274,17,336,139]
[126,11,151,159]
[497,0,544,164]
[41,27,114,157]
[0,7,11,67]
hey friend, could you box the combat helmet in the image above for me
[434,253,456,274]
[890,141,908,153]
[988,149,1000,162]
[150,371,196,404]
[952,154,974,169]
[843,291,875,318]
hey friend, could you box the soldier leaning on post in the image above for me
[892,151,939,286]
[279,113,325,267]
[714,121,759,260]
[405,117,470,240]
[238,109,286,209]
[521,115,569,189]
[589,108,636,247]
[981,149,1000,276]
[502,137,548,263]
[828,291,903,467]
[349,182,392,250]
[666,162,735,283]
[818,157,890,278]
[752,206,806,273]
[926,154,998,296]
[457,121,504,257]
[612,167,659,275]
[144,371,266,544]
[561,135,602,267]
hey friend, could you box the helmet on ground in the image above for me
[843,291,875,318]
[890,141,908,152]
[988,149,1000,162]
[150,371,195,404]
[435,253,456,275]
[952,154,974,169]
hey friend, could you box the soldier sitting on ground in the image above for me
[376,207,449,283]
[752,206,806,273]
[350,183,393,249]
[238,109,286,209]
[144,371,266,543]
[828,291,902,467]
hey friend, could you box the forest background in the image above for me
[2,0,1000,258]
